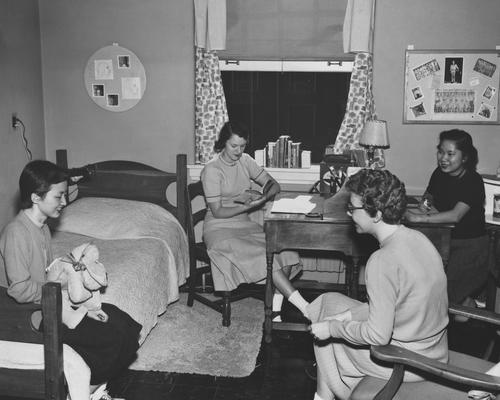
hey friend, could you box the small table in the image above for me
[485,215,500,310]
[263,190,454,344]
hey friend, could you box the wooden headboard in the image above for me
[55,150,187,228]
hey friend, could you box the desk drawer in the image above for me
[265,220,368,255]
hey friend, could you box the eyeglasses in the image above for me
[346,202,365,214]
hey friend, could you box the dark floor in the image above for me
[104,298,318,400]
[1,304,498,400]
[103,317,499,400]
[105,330,317,400]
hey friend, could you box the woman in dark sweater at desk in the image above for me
[405,129,487,307]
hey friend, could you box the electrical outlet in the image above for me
[11,113,18,129]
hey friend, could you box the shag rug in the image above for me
[129,293,264,377]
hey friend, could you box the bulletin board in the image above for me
[403,49,500,124]
[84,43,146,112]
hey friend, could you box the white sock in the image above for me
[272,293,284,322]
[90,384,107,400]
[288,290,309,317]
[272,293,284,312]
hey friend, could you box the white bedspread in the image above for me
[52,197,190,341]
[0,197,189,399]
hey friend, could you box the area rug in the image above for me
[129,293,264,377]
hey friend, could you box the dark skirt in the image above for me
[62,303,142,385]
[446,235,489,304]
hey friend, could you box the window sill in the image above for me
[188,164,319,187]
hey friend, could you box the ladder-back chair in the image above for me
[185,180,263,326]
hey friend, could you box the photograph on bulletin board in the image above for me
[403,50,500,124]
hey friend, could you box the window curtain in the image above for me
[219,0,350,61]
[194,0,228,164]
[334,0,385,168]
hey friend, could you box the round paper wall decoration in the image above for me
[84,43,146,112]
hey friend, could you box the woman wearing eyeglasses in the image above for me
[307,169,448,400]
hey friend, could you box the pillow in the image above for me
[54,197,179,240]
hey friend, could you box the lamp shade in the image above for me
[359,120,390,148]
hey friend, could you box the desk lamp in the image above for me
[358,119,390,168]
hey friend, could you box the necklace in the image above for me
[219,153,237,166]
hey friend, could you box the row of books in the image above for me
[255,135,310,168]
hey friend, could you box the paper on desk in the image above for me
[271,195,316,214]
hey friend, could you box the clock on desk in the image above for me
[319,152,353,195]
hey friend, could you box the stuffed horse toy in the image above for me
[46,243,108,329]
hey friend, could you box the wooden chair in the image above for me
[185,180,263,327]
[0,282,66,399]
[351,304,500,400]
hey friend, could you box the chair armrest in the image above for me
[449,303,500,326]
[371,345,500,392]
[41,282,65,398]
[0,287,42,343]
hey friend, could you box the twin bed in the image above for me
[0,152,190,399]
[53,152,190,342]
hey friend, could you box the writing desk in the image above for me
[263,190,454,344]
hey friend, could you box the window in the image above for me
[220,60,352,164]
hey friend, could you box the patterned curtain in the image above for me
[194,47,228,164]
[332,52,385,167]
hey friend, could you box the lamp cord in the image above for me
[15,118,32,161]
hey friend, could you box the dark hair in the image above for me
[346,169,407,224]
[19,160,68,209]
[438,129,478,171]
[213,121,250,153]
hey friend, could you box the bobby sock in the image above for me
[288,290,309,318]
[272,293,284,322]
[272,293,284,312]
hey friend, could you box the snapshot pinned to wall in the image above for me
[478,102,493,119]
[107,94,119,107]
[117,55,130,69]
[483,85,497,100]
[473,58,497,78]
[434,89,475,114]
[84,43,147,112]
[411,86,423,100]
[92,84,105,98]
[404,49,499,124]
[412,58,440,81]
[410,102,426,118]
[94,59,114,80]
[121,77,141,100]
[444,57,463,84]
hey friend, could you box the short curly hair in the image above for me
[345,169,407,224]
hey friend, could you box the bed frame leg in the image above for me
[222,293,231,327]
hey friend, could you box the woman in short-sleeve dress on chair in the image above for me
[201,121,309,320]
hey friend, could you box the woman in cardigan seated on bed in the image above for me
[0,160,141,400]
[201,121,309,321]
